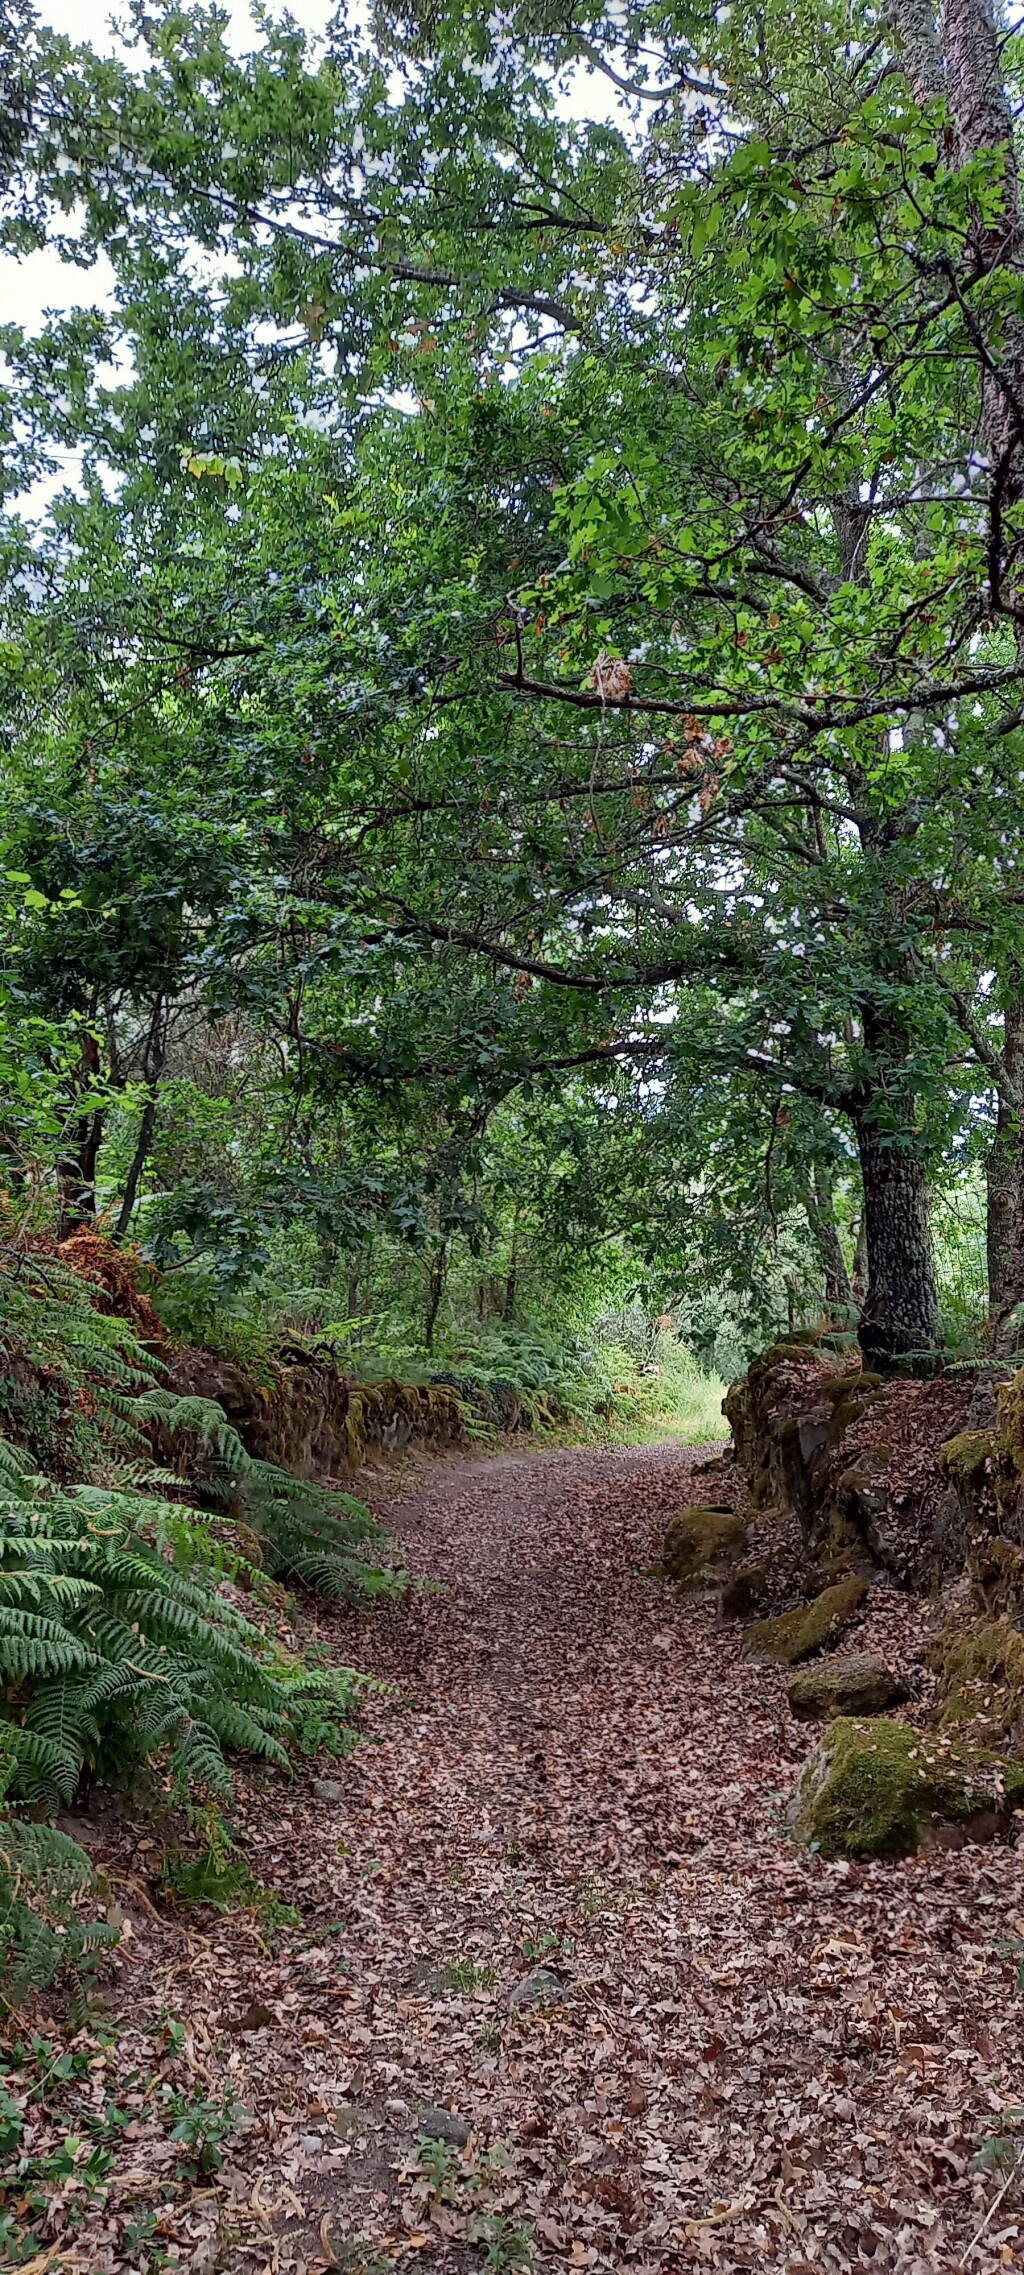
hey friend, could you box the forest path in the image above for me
[234,1440,1024,2275]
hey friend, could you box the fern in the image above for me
[0,1246,382,1840]
[139,1388,400,1604]
[0,1752,116,2006]
[0,1245,155,1470]
[0,1441,362,1808]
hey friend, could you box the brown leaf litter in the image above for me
[8,1440,1024,2273]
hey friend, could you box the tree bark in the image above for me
[804,1164,853,1317]
[114,997,168,1244]
[887,0,945,100]
[853,1109,940,1364]
[113,1094,158,1242]
[57,1031,102,1239]
[424,1236,449,1351]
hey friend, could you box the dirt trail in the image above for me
[230,1440,1024,2274]
[52,1441,1024,2273]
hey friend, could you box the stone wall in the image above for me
[163,1347,464,1480]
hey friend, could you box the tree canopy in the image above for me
[2,0,1024,1371]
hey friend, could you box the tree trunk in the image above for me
[804,1164,853,1318]
[986,998,1024,1328]
[57,1032,103,1239]
[424,1237,449,1351]
[853,1111,939,1365]
[113,1095,158,1242]
[114,999,167,1244]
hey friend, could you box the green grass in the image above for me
[578,1343,728,1448]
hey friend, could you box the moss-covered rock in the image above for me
[938,1429,994,1490]
[742,1575,867,1664]
[940,1374,1024,1556]
[788,1715,1024,1857]
[819,1371,884,1404]
[786,1652,907,1722]
[722,1340,846,1516]
[661,1506,748,1588]
[968,1533,1024,1618]
[163,1350,464,1479]
[936,1617,1024,1751]
[718,1563,769,1621]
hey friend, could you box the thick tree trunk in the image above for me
[804,1165,854,1318]
[887,0,945,99]
[853,1112,939,1365]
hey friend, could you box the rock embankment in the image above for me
[666,1334,1024,1856]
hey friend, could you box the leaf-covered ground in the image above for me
[16,1442,1024,2272]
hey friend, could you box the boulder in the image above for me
[786,1652,907,1721]
[743,1575,867,1665]
[718,1563,769,1621]
[661,1506,748,1589]
[788,1715,1024,1857]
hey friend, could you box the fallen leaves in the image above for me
[6,1440,1024,2271]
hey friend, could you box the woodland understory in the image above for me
[12,0,1024,2266]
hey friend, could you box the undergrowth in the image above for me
[0,1235,399,2010]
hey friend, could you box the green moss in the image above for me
[661,1506,748,1588]
[997,1371,1024,1469]
[819,1370,881,1404]
[938,1429,995,1485]
[937,1617,1024,1749]
[968,1534,1024,1618]
[790,1716,1024,1858]
[743,1575,866,1664]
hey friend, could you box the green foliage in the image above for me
[164,2086,249,2177]
[0,1754,115,2009]
[0,1431,363,1811]
[474,2214,534,2272]
[140,1386,399,1604]
[2,0,1024,1381]
[429,1957,497,1995]
[0,1242,150,1472]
